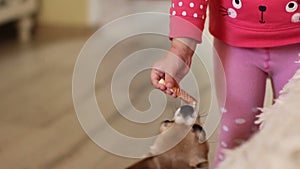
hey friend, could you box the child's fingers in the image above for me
[150,69,180,98]
[150,69,166,90]
[164,74,178,98]
[164,75,175,88]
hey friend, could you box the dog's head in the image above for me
[127,105,209,169]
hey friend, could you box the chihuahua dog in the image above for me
[126,105,209,169]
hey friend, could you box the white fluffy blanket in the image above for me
[217,69,300,169]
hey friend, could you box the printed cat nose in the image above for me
[259,5,267,12]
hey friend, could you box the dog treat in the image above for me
[158,79,197,106]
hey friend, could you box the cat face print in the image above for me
[219,0,300,24]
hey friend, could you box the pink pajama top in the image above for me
[169,0,300,47]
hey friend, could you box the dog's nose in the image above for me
[180,105,194,118]
[258,5,267,12]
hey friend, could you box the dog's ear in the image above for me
[192,124,206,143]
[126,157,158,169]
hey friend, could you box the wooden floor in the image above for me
[0,26,217,169]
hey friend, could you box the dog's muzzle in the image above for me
[174,105,197,125]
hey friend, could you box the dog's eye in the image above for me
[162,120,174,124]
[161,120,174,130]
[286,1,298,12]
[232,0,242,9]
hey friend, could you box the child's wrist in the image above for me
[173,38,197,50]
[171,38,196,60]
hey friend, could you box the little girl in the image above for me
[150,0,300,168]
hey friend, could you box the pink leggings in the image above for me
[213,39,300,168]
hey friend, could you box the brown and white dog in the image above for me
[126,105,209,169]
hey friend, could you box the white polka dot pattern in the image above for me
[221,141,228,147]
[222,125,229,132]
[235,118,246,124]
[170,0,207,19]
[221,107,227,113]
[178,1,183,6]
[252,107,258,113]
[190,2,194,8]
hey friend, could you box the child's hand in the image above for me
[150,38,196,98]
